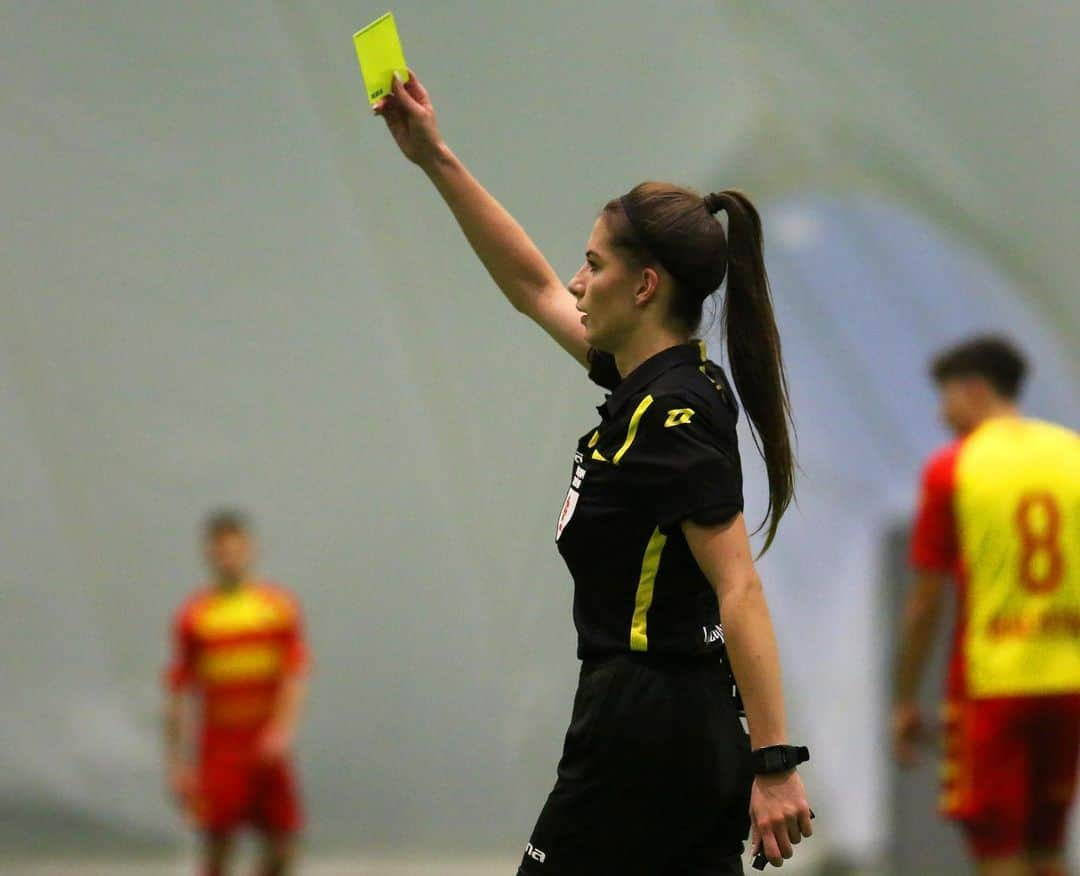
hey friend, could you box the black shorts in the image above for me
[518,653,752,876]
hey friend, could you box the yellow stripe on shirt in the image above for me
[613,395,654,465]
[630,527,667,651]
[199,643,283,683]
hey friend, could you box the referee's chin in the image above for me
[581,318,594,345]
[583,325,610,353]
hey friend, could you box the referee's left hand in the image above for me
[749,770,813,867]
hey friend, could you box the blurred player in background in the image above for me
[164,511,309,876]
[894,336,1080,876]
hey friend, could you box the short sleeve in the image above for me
[621,394,743,532]
[909,447,959,572]
[164,608,197,692]
[587,348,621,390]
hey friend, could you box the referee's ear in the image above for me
[634,266,662,309]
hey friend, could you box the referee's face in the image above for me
[570,218,647,352]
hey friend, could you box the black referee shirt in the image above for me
[555,341,744,659]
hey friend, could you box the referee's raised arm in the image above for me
[374,72,589,367]
[375,66,814,874]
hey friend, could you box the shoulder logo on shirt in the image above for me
[524,843,547,863]
[664,408,696,428]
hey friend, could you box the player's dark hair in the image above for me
[203,509,251,539]
[603,183,794,553]
[930,335,1028,400]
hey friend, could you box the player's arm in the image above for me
[257,676,308,762]
[164,691,192,789]
[374,72,589,366]
[893,448,958,764]
[257,596,311,761]
[892,570,948,764]
[163,614,197,811]
[684,514,812,869]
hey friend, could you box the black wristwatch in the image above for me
[751,744,810,775]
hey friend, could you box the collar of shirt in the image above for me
[598,340,706,421]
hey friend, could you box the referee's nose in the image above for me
[568,263,587,299]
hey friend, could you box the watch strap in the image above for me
[751,744,810,775]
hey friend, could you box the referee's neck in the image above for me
[614,330,690,381]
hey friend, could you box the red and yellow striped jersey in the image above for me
[165,582,308,747]
[911,417,1080,698]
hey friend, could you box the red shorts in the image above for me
[940,693,1080,859]
[195,752,303,836]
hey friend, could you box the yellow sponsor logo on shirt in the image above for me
[664,408,695,428]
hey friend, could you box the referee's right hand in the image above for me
[373,70,445,168]
[750,770,813,867]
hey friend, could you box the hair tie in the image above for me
[704,192,726,215]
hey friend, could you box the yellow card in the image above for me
[353,12,410,104]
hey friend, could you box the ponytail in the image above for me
[605,183,796,552]
[709,190,794,554]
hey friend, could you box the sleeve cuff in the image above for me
[658,500,743,534]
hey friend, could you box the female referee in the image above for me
[375,72,813,874]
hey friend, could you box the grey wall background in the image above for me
[2,1,1077,868]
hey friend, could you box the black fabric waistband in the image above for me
[580,650,727,678]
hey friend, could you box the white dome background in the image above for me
[2,1,1077,867]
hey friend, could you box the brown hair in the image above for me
[930,335,1028,400]
[203,508,251,539]
[603,183,794,552]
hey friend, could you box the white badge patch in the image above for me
[556,486,579,541]
[557,450,586,541]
